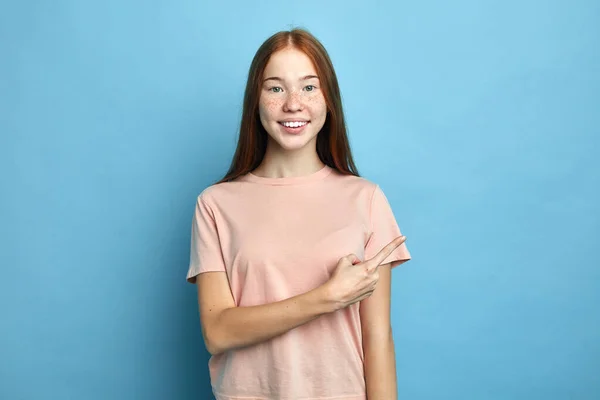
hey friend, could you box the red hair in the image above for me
[214,28,360,184]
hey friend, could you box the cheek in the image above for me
[306,94,327,117]
[260,98,282,116]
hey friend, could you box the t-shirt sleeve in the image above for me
[364,185,411,269]
[186,194,227,283]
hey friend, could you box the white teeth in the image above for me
[282,121,308,128]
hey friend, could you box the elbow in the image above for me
[203,322,231,356]
[203,326,224,356]
[202,308,239,356]
[205,341,224,356]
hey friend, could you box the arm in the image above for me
[196,271,337,355]
[359,263,398,400]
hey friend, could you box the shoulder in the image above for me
[328,168,380,199]
[195,180,241,209]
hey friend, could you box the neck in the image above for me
[252,141,325,179]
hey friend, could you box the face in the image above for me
[258,47,328,152]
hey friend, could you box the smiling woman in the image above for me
[214,28,355,182]
[186,28,411,400]
[261,64,325,138]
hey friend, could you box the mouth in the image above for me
[278,120,310,128]
[278,120,310,134]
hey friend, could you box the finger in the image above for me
[346,253,361,265]
[368,235,406,267]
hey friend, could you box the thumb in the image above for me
[347,254,361,265]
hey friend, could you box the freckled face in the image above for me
[258,48,328,151]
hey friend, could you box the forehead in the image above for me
[263,48,317,78]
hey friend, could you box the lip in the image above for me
[278,118,310,122]
[278,121,309,135]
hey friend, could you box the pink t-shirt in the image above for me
[187,164,411,400]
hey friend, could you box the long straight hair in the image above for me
[214,28,360,184]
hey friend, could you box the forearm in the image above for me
[364,332,398,400]
[208,284,337,355]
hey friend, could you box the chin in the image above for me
[275,138,314,151]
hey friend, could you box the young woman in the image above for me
[187,28,411,400]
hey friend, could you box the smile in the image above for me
[279,121,309,128]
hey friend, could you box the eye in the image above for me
[269,87,283,93]
[304,85,316,92]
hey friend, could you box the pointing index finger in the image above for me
[368,236,406,269]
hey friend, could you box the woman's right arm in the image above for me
[195,235,405,356]
[196,271,336,355]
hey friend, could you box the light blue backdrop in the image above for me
[1,0,598,399]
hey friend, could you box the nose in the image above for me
[283,90,303,112]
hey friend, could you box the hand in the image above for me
[324,235,407,310]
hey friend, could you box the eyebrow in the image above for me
[263,75,319,83]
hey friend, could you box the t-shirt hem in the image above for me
[186,267,227,284]
[213,389,366,400]
[390,256,411,269]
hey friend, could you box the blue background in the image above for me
[1,0,598,399]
